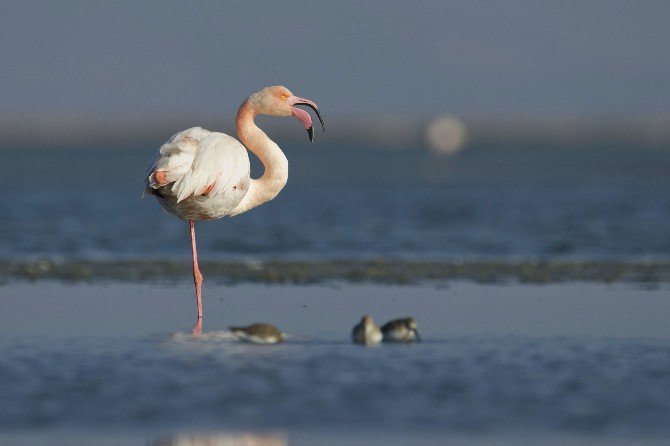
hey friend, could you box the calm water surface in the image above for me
[1,142,669,260]
[0,282,669,444]
[1,142,670,444]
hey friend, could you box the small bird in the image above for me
[351,315,383,345]
[144,86,324,333]
[381,317,421,343]
[230,323,285,344]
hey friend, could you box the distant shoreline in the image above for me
[1,113,669,150]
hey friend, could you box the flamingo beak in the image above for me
[288,96,325,142]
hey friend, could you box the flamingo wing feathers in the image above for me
[145,127,250,203]
[145,127,206,188]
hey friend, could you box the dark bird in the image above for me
[381,317,421,343]
[230,323,285,344]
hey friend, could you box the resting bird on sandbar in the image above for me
[352,315,383,345]
[381,317,421,343]
[145,86,324,333]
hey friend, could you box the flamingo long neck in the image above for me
[230,99,288,216]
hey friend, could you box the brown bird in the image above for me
[230,323,285,344]
[381,317,421,343]
[351,315,383,345]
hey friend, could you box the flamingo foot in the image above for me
[192,318,202,335]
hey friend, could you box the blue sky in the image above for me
[1,1,669,116]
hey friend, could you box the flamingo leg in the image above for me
[189,220,203,330]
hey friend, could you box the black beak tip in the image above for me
[316,112,325,132]
[307,125,314,142]
[296,102,325,134]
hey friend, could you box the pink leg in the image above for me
[190,221,203,326]
[192,318,202,335]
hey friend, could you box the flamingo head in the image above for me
[250,86,325,141]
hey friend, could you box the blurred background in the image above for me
[2,4,670,442]
[1,0,669,261]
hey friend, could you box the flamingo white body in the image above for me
[144,86,324,333]
[146,127,251,220]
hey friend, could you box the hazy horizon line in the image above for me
[1,112,669,149]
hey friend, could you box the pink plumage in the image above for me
[144,86,324,333]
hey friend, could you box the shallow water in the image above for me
[2,143,670,261]
[2,333,670,436]
[2,141,670,444]
[0,282,669,444]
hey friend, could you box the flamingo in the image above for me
[145,86,324,333]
